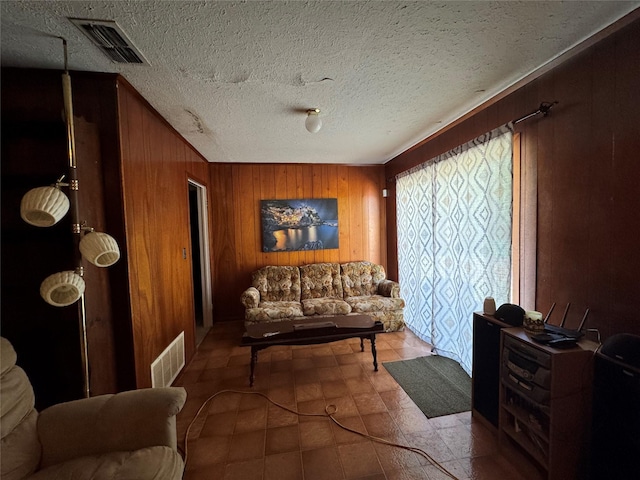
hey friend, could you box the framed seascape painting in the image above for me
[261,198,339,252]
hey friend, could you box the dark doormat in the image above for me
[383,355,471,418]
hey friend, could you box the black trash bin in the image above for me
[590,333,640,479]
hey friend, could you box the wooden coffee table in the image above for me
[241,314,384,386]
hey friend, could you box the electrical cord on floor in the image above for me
[181,389,459,480]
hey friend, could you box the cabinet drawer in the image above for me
[503,348,552,389]
[502,369,551,405]
[503,334,551,368]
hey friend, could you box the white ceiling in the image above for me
[2,1,638,165]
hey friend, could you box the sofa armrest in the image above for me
[241,287,260,309]
[378,279,401,298]
[37,386,186,469]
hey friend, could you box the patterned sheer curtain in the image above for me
[396,124,513,374]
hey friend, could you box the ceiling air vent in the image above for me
[69,18,149,65]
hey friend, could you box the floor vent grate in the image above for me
[151,331,185,388]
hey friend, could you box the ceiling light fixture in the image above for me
[305,108,322,133]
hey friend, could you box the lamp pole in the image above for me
[61,37,90,398]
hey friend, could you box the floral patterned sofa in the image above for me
[241,261,405,331]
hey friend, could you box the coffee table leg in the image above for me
[250,346,258,387]
[370,334,378,371]
[360,337,365,352]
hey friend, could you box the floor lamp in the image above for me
[19,37,120,398]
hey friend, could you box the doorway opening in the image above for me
[188,180,213,347]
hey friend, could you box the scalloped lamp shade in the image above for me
[79,231,120,267]
[40,271,85,307]
[20,186,70,227]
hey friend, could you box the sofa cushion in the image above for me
[344,295,405,313]
[1,410,40,480]
[1,337,41,480]
[240,287,260,309]
[378,279,401,298]
[245,301,304,323]
[302,298,351,316]
[300,263,343,300]
[252,266,301,302]
[1,336,18,376]
[366,310,406,333]
[37,388,187,468]
[27,446,184,480]
[341,261,386,297]
[1,352,36,441]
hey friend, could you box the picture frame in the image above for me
[260,198,338,252]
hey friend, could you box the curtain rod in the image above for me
[513,101,558,124]
[388,102,559,183]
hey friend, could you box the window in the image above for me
[396,125,513,374]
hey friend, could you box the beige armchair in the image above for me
[0,336,187,480]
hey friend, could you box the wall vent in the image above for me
[69,18,150,65]
[151,331,185,388]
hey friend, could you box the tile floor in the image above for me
[175,321,528,480]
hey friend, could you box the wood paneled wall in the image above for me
[209,163,387,320]
[385,17,640,340]
[117,80,210,387]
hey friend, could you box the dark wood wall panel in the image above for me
[209,163,237,320]
[117,82,208,387]
[209,163,387,320]
[385,18,640,340]
[609,23,640,334]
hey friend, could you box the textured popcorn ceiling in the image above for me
[1,1,638,164]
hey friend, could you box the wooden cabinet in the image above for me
[472,312,510,428]
[499,328,596,480]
